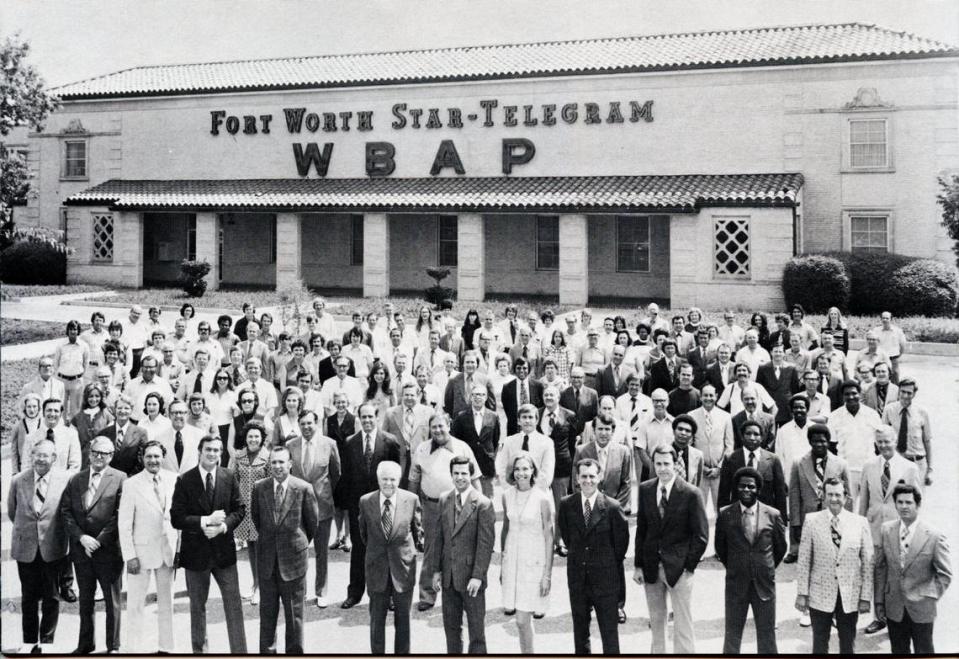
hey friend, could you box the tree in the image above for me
[938,174,959,270]
[1,33,63,251]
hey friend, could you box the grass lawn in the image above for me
[1,357,39,445]
[1,318,70,346]
[1,283,107,300]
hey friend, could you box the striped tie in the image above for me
[382,498,393,537]
[830,515,842,548]
[85,472,101,509]
[881,460,891,497]
[34,476,46,515]
[659,486,668,518]
[629,397,639,430]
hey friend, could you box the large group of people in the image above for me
[5,297,951,654]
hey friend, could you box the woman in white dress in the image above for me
[207,367,237,450]
[487,354,514,440]
[414,305,435,349]
[500,452,554,653]
[139,392,172,441]
[342,329,375,380]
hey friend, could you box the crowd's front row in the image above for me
[8,404,952,655]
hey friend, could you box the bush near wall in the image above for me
[821,251,919,316]
[887,260,959,317]
[0,240,66,284]
[781,255,850,313]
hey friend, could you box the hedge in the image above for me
[781,255,850,313]
[0,240,67,285]
[821,251,918,315]
[887,260,959,317]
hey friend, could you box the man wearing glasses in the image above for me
[60,436,127,654]
[321,357,365,416]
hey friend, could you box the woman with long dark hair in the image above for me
[750,312,772,351]
[71,382,114,469]
[364,362,395,424]
[208,367,236,452]
[461,308,482,351]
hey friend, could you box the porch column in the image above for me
[559,214,589,305]
[457,213,485,301]
[195,212,219,291]
[117,210,144,288]
[363,213,390,297]
[275,212,302,289]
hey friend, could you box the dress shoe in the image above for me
[328,537,343,550]
[388,598,395,612]
[799,613,811,627]
[316,596,328,609]
[554,545,568,557]
[60,588,78,603]
[71,647,95,654]
[249,589,259,606]
[503,608,516,616]
[31,646,42,655]
[341,543,352,553]
[783,554,798,564]
[618,608,627,624]
[417,601,435,611]
[341,596,360,609]
[533,613,545,620]
[864,619,886,634]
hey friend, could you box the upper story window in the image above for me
[62,139,88,179]
[849,118,888,169]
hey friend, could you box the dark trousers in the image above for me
[184,563,248,653]
[887,609,935,654]
[259,558,306,654]
[440,587,487,654]
[347,506,367,601]
[74,557,122,652]
[369,581,413,654]
[418,497,441,604]
[569,583,620,655]
[59,558,75,593]
[218,424,231,466]
[18,552,63,645]
[130,348,144,378]
[723,580,777,654]
[810,595,858,654]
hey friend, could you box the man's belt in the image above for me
[58,373,83,381]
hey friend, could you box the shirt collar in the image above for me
[200,464,217,480]
[431,439,454,453]
[582,490,600,510]
[658,476,676,496]
[740,501,757,513]
[379,491,396,509]
[33,470,47,483]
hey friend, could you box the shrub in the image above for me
[424,267,455,307]
[276,277,313,338]
[887,260,959,317]
[781,255,850,313]
[179,259,212,297]
[821,251,918,315]
[0,240,66,284]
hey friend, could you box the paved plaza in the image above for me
[1,297,957,654]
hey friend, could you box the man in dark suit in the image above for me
[704,343,735,396]
[559,458,630,654]
[508,326,542,377]
[339,402,402,609]
[60,436,127,654]
[359,461,423,654]
[718,420,788,519]
[8,438,72,654]
[756,344,802,427]
[170,434,248,653]
[251,445,320,654]
[731,386,777,450]
[559,367,599,440]
[103,395,148,476]
[501,357,545,436]
[595,344,633,400]
[430,455,496,654]
[633,444,708,654]
[540,384,577,556]
[715,466,787,654]
[685,329,711,389]
[647,339,685,394]
[443,351,496,419]
[449,384,501,497]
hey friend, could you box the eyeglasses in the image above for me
[90,450,114,458]
[216,375,230,380]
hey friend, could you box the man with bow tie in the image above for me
[715,466,787,654]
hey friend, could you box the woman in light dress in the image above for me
[342,329,375,380]
[11,393,43,473]
[414,305,436,349]
[542,330,573,383]
[487,354,514,440]
[228,421,270,606]
[499,452,554,654]
[207,367,237,449]
[272,386,304,447]
[139,392,172,441]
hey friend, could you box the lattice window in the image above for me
[714,217,750,278]
[92,213,114,262]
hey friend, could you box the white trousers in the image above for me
[124,564,175,652]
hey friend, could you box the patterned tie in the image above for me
[897,408,909,454]
[659,485,668,518]
[116,427,124,452]
[743,507,755,544]
[520,381,529,405]
[34,476,46,515]
[630,397,639,431]
[175,430,184,466]
[205,471,215,508]
[522,434,530,452]
[274,482,284,523]
[455,493,464,525]
[899,526,909,569]
[548,412,556,434]
[815,457,826,509]
[879,459,891,497]
[676,451,687,481]
[613,365,620,388]
[382,498,393,537]
[830,515,842,548]
[364,434,373,473]
[704,410,714,438]
[153,474,165,509]
[85,472,101,509]
[598,447,607,474]
[405,409,414,442]
[748,451,756,469]
[584,497,592,526]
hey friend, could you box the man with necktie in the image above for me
[117,440,179,652]
[881,378,933,487]
[449,384,501,498]
[158,400,204,474]
[670,414,704,488]
[8,439,72,654]
[714,466,787,654]
[633,444,708,653]
[495,404,555,493]
[103,395,148,477]
[339,403,402,609]
[718,419,788,520]
[559,367,599,442]
[615,374,652,482]
[443,351,496,420]
[170,435,248,653]
[251,445,320,654]
[795,477,873,654]
[59,436,126,654]
[538,385,577,557]
[23,398,82,474]
[689,384,734,514]
[501,357,545,436]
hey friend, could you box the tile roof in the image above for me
[65,173,804,212]
[52,23,958,100]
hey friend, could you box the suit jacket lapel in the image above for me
[905,523,928,567]
[452,490,477,537]
[587,493,605,532]
[275,481,294,525]
[802,456,820,492]
[142,474,165,513]
[86,470,111,511]
[22,472,40,520]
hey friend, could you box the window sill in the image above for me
[840,167,895,174]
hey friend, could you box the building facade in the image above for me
[16,23,959,306]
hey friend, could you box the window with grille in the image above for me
[850,215,888,253]
[536,215,559,270]
[714,216,750,278]
[616,215,650,272]
[63,140,87,178]
[351,215,364,265]
[849,119,887,168]
[438,215,458,267]
[92,213,114,262]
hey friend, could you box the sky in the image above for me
[3,0,958,88]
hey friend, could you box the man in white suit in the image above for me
[118,440,180,653]
[859,425,922,635]
[688,385,733,512]
[158,400,204,474]
[795,477,874,654]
